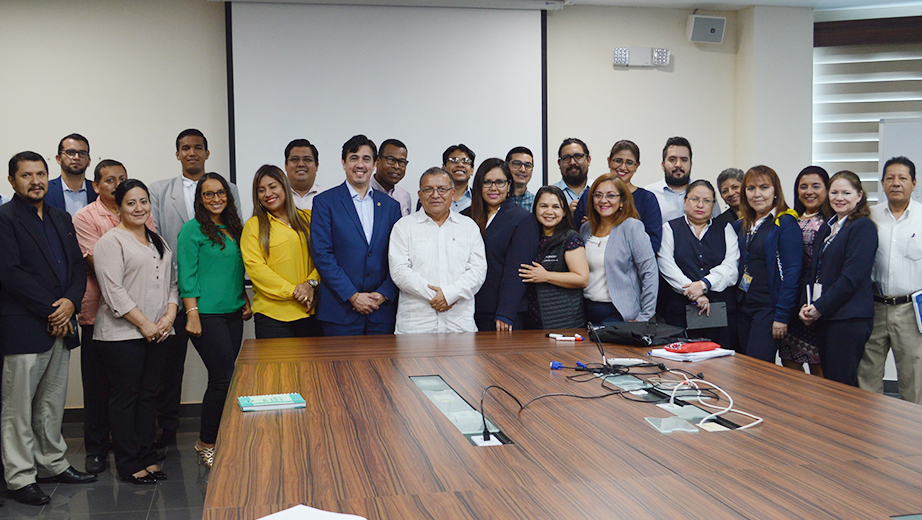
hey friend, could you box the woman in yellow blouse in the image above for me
[241,165,321,338]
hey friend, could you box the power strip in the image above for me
[605,357,647,367]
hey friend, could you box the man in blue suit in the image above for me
[47,134,97,216]
[311,135,402,336]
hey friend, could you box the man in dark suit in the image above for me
[311,135,402,336]
[46,133,97,216]
[0,152,96,506]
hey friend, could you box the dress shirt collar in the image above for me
[346,180,370,201]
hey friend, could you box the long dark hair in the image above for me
[533,186,576,241]
[115,179,166,259]
[251,165,311,255]
[792,165,832,218]
[469,158,513,235]
[194,172,243,250]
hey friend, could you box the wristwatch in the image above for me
[307,280,319,288]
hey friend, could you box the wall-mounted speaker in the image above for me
[686,15,726,44]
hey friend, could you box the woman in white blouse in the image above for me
[94,179,179,485]
[656,180,740,348]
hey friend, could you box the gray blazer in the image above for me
[149,176,242,263]
[580,218,658,321]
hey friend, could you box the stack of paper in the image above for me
[238,393,306,412]
[649,348,735,362]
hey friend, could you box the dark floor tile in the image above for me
[0,497,51,519]
[39,512,150,520]
[151,479,207,512]
[44,480,156,516]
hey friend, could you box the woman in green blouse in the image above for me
[177,172,251,469]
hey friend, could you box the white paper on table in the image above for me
[648,348,735,362]
[257,504,368,519]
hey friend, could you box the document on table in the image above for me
[649,348,735,362]
[258,504,368,519]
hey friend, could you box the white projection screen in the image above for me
[231,2,544,217]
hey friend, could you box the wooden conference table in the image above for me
[202,330,922,519]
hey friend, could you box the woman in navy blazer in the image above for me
[799,171,877,386]
[733,165,802,362]
[468,158,538,331]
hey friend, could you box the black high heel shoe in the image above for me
[121,472,157,485]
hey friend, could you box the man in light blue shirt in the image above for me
[644,136,719,223]
[311,135,402,336]
[553,137,592,214]
[47,134,97,216]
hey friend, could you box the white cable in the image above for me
[664,371,763,430]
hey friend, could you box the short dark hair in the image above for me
[442,144,475,166]
[379,139,407,155]
[419,167,452,188]
[505,146,533,162]
[176,129,208,152]
[9,151,48,177]
[58,133,90,155]
[558,138,589,158]
[285,139,319,163]
[883,156,916,182]
[662,136,692,161]
[341,134,377,162]
[685,179,716,201]
[94,159,126,183]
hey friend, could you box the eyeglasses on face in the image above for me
[202,189,227,200]
[483,179,509,189]
[509,160,534,171]
[287,156,315,164]
[446,157,473,165]
[592,192,621,202]
[61,149,90,159]
[686,196,714,206]
[382,155,409,168]
[421,186,453,196]
[558,153,588,163]
[609,158,637,168]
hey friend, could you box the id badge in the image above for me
[811,283,823,304]
[739,273,753,293]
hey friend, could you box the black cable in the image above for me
[480,384,524,441]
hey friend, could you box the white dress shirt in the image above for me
[347,182,374,243]
[292,183,323,210]
[182,175,196,220]
[389,210,487,333]
[871,200,922,296]
[644,179,721,223]
[657,217,740,293]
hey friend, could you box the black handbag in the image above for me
[590,321,688,347]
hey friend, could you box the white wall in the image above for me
[547,6,740,198]
[0,0,228,408]
[735,6,814,190]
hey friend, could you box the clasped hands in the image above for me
[349,292,385,315]
[427,285,453,313]
[683,281,710,316]
[798,304,821,327]
[47,298,75,338]
[293,281,316,310]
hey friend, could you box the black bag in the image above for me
[590,321,687,347]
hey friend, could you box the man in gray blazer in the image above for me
[149,129,242,449]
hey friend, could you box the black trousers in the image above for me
[80,324,110,457]
[189,312,243,444]
[156,312,188,433]
[738,304,780,363]
[584,300,623,326]
[816,317,873,387]
[98,338,167,478]
[254,313,322,339]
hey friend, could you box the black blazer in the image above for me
[810,215,877,321]
[45,176,97,212]
[473,199,538,322]
[0,196,86,354]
